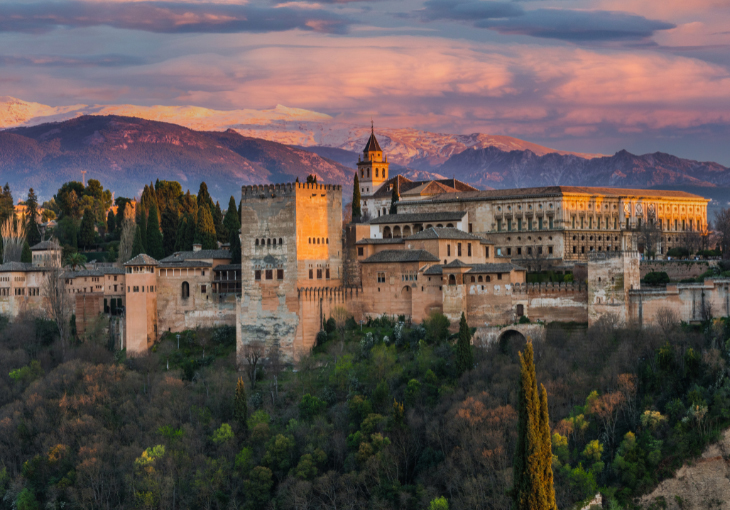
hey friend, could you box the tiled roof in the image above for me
[363,127,382,153]
[159,250,232,262]
[124,254,158,266]
[403,185,706,205]
[214,264,242,271]
[468,263,526,273]
[371,176,477,199]
[0,262,44,272]
[407,227,493,243]
[355,238,405,245]
[30,240,60,251]
[443,259,470,268]
[158,260,212,268]
[361,250,440,264]
[366,211,466,225]
[62,266,125,278]
[423,264,444,275]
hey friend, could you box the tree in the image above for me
[229,227,241,263]
[511,342,557,510]
[352,173,362,221]
[213,201,227,243]
[306,174,318,184]
[175,213,195,252]
[455,312,474,375]
[637,220,662,259]
[20,241,32,263]
[234,377,249,433]
[240,341,266,388]
[715,207,730,259]
[146,201,165,259]
[0,183,13,224]
[1,216,26,263]
[161,207,179,256]
[389,178,400,214]
[79,208,96,250]
[64,252,87,271]
[197,182,214,214]
[117,204,136,263]
[131,225,145,257]
[138,208,148,253]
[195,205,217,250]
[107,210,116,236]
[223,196,240,237]
[43,265,71,357]
[25,188,41,247]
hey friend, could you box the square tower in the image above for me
[123,254,158,355]
[237,182,343,361]
[357,123,389,198]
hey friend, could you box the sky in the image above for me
[1,0,730,164]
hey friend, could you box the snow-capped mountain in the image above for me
[0,96,603,170]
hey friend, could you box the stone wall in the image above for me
[124,271,157,355]
[297,287,364,354]
[630,279,730,326]
[514,282,588,323]
[0,271,48,318]
[640,260,715,281]
[466,281,517,325]
[587,252,640,326]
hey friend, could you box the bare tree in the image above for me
[715,206,730,259]
[267,340,283,404]
[523,243,549,272]
[1,216,26,263]
[43,265,71,358]
[655,307,677,337]
[240,340,266,389]
[637,220,661,259]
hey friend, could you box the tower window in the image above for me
[182,281,190,298]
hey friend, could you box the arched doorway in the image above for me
[448,274,456,286]
[400,285,412,314]
[393,226,402,238]
[383,226,392,239]
[498,329,527,357]
[403,225,412,237]
[182,281,190,299]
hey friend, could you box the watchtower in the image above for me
[356,122,389,198]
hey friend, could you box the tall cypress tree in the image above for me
[146,201,164,259]
[107,210,116,237]
[79,208,96,250]
[455,312,474,375]
[131,225,145,257]
[161,208,179,256]
[389,178,400,214]
[352,173,362,220]
[213,201,227,243]
[512,342,556,510]
[229,226,241,263]
[20,241,32,263]
[195,206,217,250]
[26,188,41,246]
[223,196,240,236]
[138,209,147,253]
[234,377,249,434]
[197,182,214,214]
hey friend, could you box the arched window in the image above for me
[326,238,329,244]
[279,238,283,245]
[361,170,364,178]
[272,238,277,246]
[470,276,475,282]
[478,275,483,282]
[375,168,379,178]
[446,223,454,228]
[317,238,320,244]
[255,239,259,246]
[448,274,456,286]
[182,281,190,299]
[393,226,401,238]
[486,275,491,282]
[267,238,271,245]
[383,226,392,239]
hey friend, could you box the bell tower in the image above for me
[356,122,389,198]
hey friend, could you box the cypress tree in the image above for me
[79,208,96,250]
[512,342,556,510]
[455,312,474,375]
[197,182,214,214]
[107,210,116,236]
[161,207,179,256]
[352,173,362,220]
[195,206,217,250]
[131,225,145,257]
[389,178,400,214]
[223,196,240,235]
[26,188,41,246]
[234,377,249,433]
[20,241,32,263]
[146,201,164,259]
[138,209,147,253]
[213,201,227,243]
[229,226,241,263]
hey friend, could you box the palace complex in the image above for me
[0,128,727,361]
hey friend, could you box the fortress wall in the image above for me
[640,260,715,280]
[512,282,588,323]
[630,279,730,326]
[296,287,364,355]
[466,282,515,325]
[587,252,640,326]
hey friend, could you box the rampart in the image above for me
[640,260,715,281]
[513,281,589,323]
[242,183,343,198]
[629,278,730,326]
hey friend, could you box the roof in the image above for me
[468,263,526,273]
[407,227,493,243]
[159,249,232,263]
[62,266,126,278]
[30,240,60,251]
[366,211,466,225]
[361,250,440,264]
[158,260,212,268]
[444,259,470,268]
[214,264,242,271]
[355,238,405,245]
[403,185,708,206]
[423,265,444,275]
[371,176,477,200]
[363,125,382,153]
[124,254,158,266]
[0,262,44,273]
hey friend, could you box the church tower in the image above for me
[357,122,389,198]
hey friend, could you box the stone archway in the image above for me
[497,329,527,355]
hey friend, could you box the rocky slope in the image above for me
[0,115,352,200]
[640,428,730,510]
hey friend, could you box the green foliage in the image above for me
[138,207,148,252]
[455,312,474,375]
[667,247,690,258]
[25,188,41,247]
[194,205,217,250]
[424,311,450,344]
[107,209,116,235]
[211,423,234,444]
[79,208,96,249]
[643,271,670,285]
[16,487,40,510]
[161,207,179,256]
[429,496,449,510]
[64,252,87,270]
[228,226,241,262]
[243,466,273,509]
[299,393,326,420]
[234,377,248,433]
[9,360,44,384]
[145,200,164,259]
[131,225,145,257]
[390,177,400,214]
[519,315,531,324]
[352,173,362,219]
[20,241,32,263]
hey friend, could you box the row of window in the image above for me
[308,237,329,245]
[497,218,553,232]
[309,268,330,279]
[129,285,155,293]
[359,167,386,179]
[255,269,284,281]
[446,243,473,257]
[572,246,619,254]
[256,238,283,246]
[500,246,554,257]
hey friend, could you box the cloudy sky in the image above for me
[1,0,730,163]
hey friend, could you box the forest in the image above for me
[1,308,730,510]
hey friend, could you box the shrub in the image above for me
[643,271,670,285]
[299,394,326,420]
[667,247,689,258]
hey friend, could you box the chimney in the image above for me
[193,243,202,252]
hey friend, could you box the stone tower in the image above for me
[123,254,159,355]
[357,122,389,198]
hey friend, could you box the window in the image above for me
[548,246,553,255]
[201,285,207,293]
[447,245,451,257]
[358,247,364,256]
[573,246,576,254]
[133,286,139,293]
[182,282,189,298]
[255,270,261,280]
[538,246,543,255]
[448,274,456,286]
[517,247,522,256]
[377,272,386,283]
[326,268,330,279]
[468,223,473,233]
[470,276,475,282]
[317,269,322,279]
[309,269,313,279]
[507,247,512,256]
[498,274,502,280]
[485,246,489,258]
[507,219,512,231]
[279,238,283,244]
[457,243,462,257]
[497,219,502,232]
[265,269,273,280]
[277,269,284,280]
[267,238,271,245]
[467,243,472,256]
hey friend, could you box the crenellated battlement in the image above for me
[297,286,363,301]
[241,182,343,198]
[512,282,587,294]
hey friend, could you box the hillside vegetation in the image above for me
[0,312,729,509]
